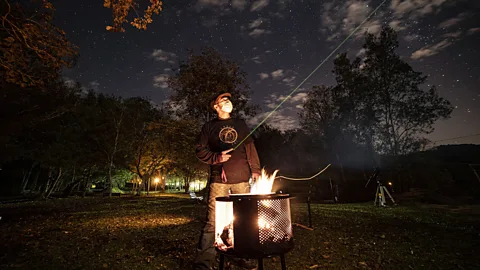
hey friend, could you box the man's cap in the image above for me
[210,92,231,110]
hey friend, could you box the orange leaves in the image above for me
[104,0,163,32]
[42,0,55,10]
[0,0,78,88]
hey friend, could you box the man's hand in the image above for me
[217,148,233,163]
[251,172,261,181]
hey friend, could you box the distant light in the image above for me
[154,177,160,184]
[91,184,96,189]
[388,182,392,186]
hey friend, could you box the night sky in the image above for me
[54,0,480,145]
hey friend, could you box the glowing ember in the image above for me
[250,169,279,194]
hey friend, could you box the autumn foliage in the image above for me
[103,0,163,32]
[0,0,78,88]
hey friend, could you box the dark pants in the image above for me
[194,182,250,270]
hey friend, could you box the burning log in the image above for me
[220,222,233,247]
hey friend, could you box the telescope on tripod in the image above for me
[365,167,396,207]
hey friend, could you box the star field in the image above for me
[55,0,480,145]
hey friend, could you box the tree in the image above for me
[168,47,258,124]
[0,0,78,89]
[162,119,207,192]
[301,26,453,158]
[360,27,453,156]
[122,98,168,194]
[103,0,163,32]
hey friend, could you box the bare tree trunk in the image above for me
[45,167,63,198]
[107,158,114,196]
[29,169,41,195]
[82,167,93,198]
[62,167,80,197]
[107,110,124,197]
[41,167,53,198]
[335,154,347,183]
[20,163,36,195]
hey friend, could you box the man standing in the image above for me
[193,92,261,270]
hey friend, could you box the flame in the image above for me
[258,217,271,229]
[250,168,279,194]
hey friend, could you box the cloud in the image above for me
[251,56,262,64]
[151,49,177,63]
[63,77,76,88]
[247,110,299,132]
[249,28,268,37]
[282,76,295,83]
[321,0,450,42]
[271,69,284,79]
[250,0,269,12]
[321,0,382,41]
[197,0,228,7]
[232,0,247,10]
[403,34,418,42]
[356,48,366,57]
[246,17,270,37]
[247,92,307,131]
[198,0,224,4]
[438,17,463,29]
[438,13,467,29]
[89,81,100,91]
[196,0,250,11]
[259,73,269,79]
[249,18,263,29]
[389,20,406,31]
[390,0,448,19]
[289,92,307,103]
[282,76,296,87]
[153,74,170,89]
[442,31,461,38]
[467,27,480,35]
[202,17,219,27]
[411,39,452,60]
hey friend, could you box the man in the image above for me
[193,92,261,270]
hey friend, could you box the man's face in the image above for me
[215,97,233,113]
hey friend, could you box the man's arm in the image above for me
[195,123,219,165]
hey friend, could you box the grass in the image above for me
[1,194,479,269]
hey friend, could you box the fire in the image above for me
[258,217,271,230]
[250,168,279,194]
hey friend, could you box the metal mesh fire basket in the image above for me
[215,193,294,257]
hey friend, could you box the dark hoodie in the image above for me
[195,117,261,184]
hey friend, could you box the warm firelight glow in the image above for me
[250,168,279,194]
[258,217,271,230]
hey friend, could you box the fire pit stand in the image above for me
[215,193,294,270]
[216,248,287,270]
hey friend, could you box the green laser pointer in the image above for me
[233,0,388,151]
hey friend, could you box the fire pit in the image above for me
[215,192,294,269]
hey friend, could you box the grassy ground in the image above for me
[1,194,479,270]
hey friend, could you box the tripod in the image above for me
[365,167,396,207]
[374,181,395,207]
